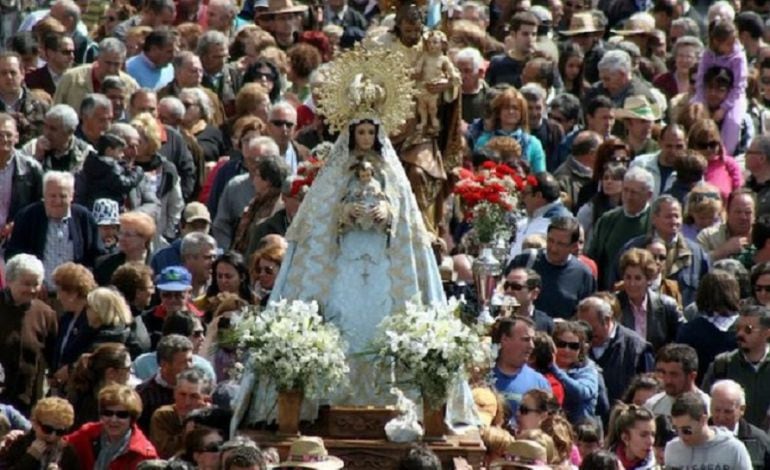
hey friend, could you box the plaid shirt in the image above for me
[43,214,73,289]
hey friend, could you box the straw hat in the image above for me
[559,12,604,36]
[273,437,344,469]
[615,95,658,121]
[255,0,308,17]
[611,13,655,36]
[489,440,550,469]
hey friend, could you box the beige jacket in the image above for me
[53,64,138,111]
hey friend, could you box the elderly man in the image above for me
[158,96,185,128]
[521,83,564,171]
[554,130,601,212]
[0,52,49,147]
[583,50,658,111]
[619,195,710,307]
[75,93,112,147]
[25,32,74,96]
[125,27,175,91]
[698,189,756,262]
[587,166,654,289]
[578,296,654,402]
[112,0,176,41]
[180,232,218,298]
[198,31,241,117]
[22,104,91,173]
[54,38,139,112]
[507,216,596,319]
[207,0,249,38]
[0,114,43,247]
[630,124,687,197]
[709,379,770,469]
[150,367,213,458]
[127,89,197,200]
[645,344,709,417]
[158,51,224,127]
[454,47,488,124]
[140,267,203,347]
[5,171,103,288]
[0,254,58,414]
[323,0,367,47]
[702,305,770,429]
[49,0,95,64]
[746,135,770,216]
[151,202,211,274]
[267,102,309,175]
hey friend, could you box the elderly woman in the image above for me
[65,384,157,468]
[86,287,148,357]
[682,183,723,241]
[66,343,132,428]
[251,242,286,306]
[50,263,99,391]
[688,119,742,201]
[179,87,227,163]
[131,113,184,246]
[0,397,79,469]
[467,86,546,173]
[616,248,683,352]
[548,321,601,425]
[93,212,157,286]
[111,262,155,319]
[653,36,703,100]
[0,254,57,414]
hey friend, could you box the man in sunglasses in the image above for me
[702,305,770,429]
[666,392,751,468]
[502,268,553,334]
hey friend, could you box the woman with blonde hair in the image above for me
[467,86,546,173]
[66,343,132,427]
[131,113,184,247]
[0,397,79,468]
[93,211,157,286]
[250,243,286,306]
[86,287,148,356]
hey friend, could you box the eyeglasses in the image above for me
[673,425,694,436]
[256,265,276,275]
[270,119,295,128]
[101,409,131,420]
[518,404,543,415]
[39,423,68,436]
[160,291,186,299]
[503,281,526,291]
[695,141,720,151]
[198,442,223,453]
[690,192,721,204]
[555,339,581,351]
[755,284,770,293]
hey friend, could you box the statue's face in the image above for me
[354,122,376,151]
[358,168,373,184]
[398,19,422,47]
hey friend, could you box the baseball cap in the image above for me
[155,266,193,292]
[183,202,212,224]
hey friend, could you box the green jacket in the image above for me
[586,205,651,289]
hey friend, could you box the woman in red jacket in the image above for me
[64,384,157,469]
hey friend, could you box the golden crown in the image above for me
[316,43,416,133]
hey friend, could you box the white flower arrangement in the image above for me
[372,299,489,408]
[229,299,349,398]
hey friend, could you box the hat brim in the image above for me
[185,216,212,224]
[615,108,656,121]
[559,27,603,36]
[610,28,651,36]
[96,220,120,226]
[255,5,308,16]
[156,282,192,292]
[272,456,344,469]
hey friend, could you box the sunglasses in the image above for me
[39,423,68,436]
[518,404,543,415]
[756,284,770,293]
[256,265,276,275]
[198,442,223,453]
[673,425,694,436]
[160,291,186,299]
[101,409,131,419]
[270,119,295,128]
[555,339,581,351]
[695,141,720,151]
[503,281,526,291]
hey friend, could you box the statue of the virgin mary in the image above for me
[232,46,474,429]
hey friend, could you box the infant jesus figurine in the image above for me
[413,30,460,134]
[340,160,392,233]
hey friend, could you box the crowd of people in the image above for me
[0,0,769,467]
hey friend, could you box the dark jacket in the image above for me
[0,430,81,470]
[159,125,197,201]
[64,422,157,469]
[195,124,227,163]
[201,63,242,117]
[4,202,104,268]
[736,419,770,470]
[553,157,593,213]
[40,136,93,173]
[206,154,246,218]
[323,7,367,47]
[0,290,58,414]
[533,118,565,172]
[52,310,97,372]
[617,289,683,352]
[245,208,291,258]
[7,151,43,223]
[703,348,770,429]
[24,65,56,96]
[589,324,655,403]
[677,316,738,384]
[75,152,145,210]
[0,86,49,147]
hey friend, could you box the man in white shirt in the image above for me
[646,343,710,417]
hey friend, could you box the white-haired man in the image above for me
[267,102,309,175]
[21,104,92,173]
[710,379,770,468]
[454,47,488,124]
[583,49,658,110]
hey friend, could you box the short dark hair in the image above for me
[398,445,441,470]
[42,32,67,52]
[737,11,764,40]
[704,66,734,89]
[671,391,708,421]
[550,93,581,122]
[143,27,176,53]
[510,11,539,32]
[162,311,196,337]
[7,32,37,56]
[532,172,561,202]
[96,132,126,155]
[547,216,580,243]
[255,156,290,189]
[586,95,614,117]
[224,445,266,470]
[144,0,175,14]
[156,334,193,365]
[655,343,698,375]
[491,315,535,344]
[579,451,620,470]
[696,270,741,314]
[524,268,541,290]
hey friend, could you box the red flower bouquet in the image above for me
[453,162,519,243]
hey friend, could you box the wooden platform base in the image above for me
[239,429,486,469]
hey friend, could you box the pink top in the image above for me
[704,153,743,201]
[570,444,582,465]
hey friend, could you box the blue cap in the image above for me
[155,266,192,292]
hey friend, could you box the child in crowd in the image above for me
[75,133,145,211]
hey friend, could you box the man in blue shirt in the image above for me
[492,316,551,427]
[125,28,175,91]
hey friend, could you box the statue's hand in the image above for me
[425,79,450,94]
[371,204,389,224]
[352,203,366,220]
